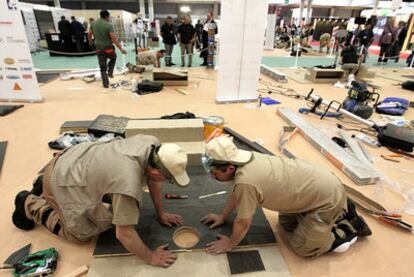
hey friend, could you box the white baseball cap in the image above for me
[158,144,190,187]
[205,136,252,165]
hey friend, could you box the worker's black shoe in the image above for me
[30,175,43,196]
[330,222,358,253]
[12,191,35,231]
[345,198,372,237]
[108,74,114,78]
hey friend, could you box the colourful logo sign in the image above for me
[22,74,32,79]
[18,59,31,64]
[5,67,18,71]
[4,58,15,65]
[13,82,22,91]
[20,67,32,71]
[6,74,20,80]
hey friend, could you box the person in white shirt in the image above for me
[136,13,147,48]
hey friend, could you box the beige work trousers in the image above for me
[24,155,87,243]
[278,193,347,257]
[180,43,193,66]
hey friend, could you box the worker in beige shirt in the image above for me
[12,134,190,268]
[136,50,166,67]
[200,136,371,257]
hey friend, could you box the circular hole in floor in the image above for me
[173,226,201,249]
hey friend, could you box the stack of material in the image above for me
[153,69,189,86]
[125,118,204,165]
[305,67,345,83]
[277,107,380,185]
[260,65,288,83]
[59,120,93,134]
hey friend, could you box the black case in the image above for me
[378,124,414,152]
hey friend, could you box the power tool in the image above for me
[342,80,380,119]
[11,248,58,277]
[306,89,414,152]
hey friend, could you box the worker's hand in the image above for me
[159,212,184,227]
[206,235,232,255]
[121,48,127,54]
[150,244,177,268]
[200,213,225,229]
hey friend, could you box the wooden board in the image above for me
[60,120,94,134]
[276,68,312,84]
[88,246,291,277]
[0,141,7,175]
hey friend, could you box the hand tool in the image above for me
[199,191,227,199]
[165,193,189,199]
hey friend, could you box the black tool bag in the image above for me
[402,81,414,91]
[137,80,164,95]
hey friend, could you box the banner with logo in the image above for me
[0,0,42,102]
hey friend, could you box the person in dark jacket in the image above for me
[394,21,407,63]
[177,15,196,67]
[200,12,218,66]
[160,16,177,67]
[71,16,85,52]
[358,23,374,63]
[58,16,71,52]
[195,20,203,50]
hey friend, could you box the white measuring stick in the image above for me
[199,191,227,199]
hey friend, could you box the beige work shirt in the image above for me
[112,194,140,225]
[233,152,345,219]
[50,134,160,240]
[137,50,157,66]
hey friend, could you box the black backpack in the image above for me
[402,81,414,91]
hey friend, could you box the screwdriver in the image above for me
[165,193,189,199]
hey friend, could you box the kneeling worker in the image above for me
[201,136,371,257]
[137,50,166,67]
[12,135,190,268]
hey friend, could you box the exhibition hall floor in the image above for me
[31,44,409,70]
[1,66,414,276]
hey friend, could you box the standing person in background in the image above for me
[88,18,95,33]
[378,18,396,64]
[177,15,196,67]
[200,12,218,66]
[161,16,177,67]
[136,13,147,48]
[394,21,407,63]
[358,23,374,63]
[89,10,127,88]
[58,16,71,52]
[70,16,85,53]
[195,20,203,50]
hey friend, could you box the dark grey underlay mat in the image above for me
[0,105,24,116]
[36,72,60,84]
[227,250,265,275]
[0,141,7,175]
[94,166,276,256]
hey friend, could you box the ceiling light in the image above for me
[180,6,191,13]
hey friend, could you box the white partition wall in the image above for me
[216,0,268,103]
[0,0,42,102]
[264,13,276,50]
